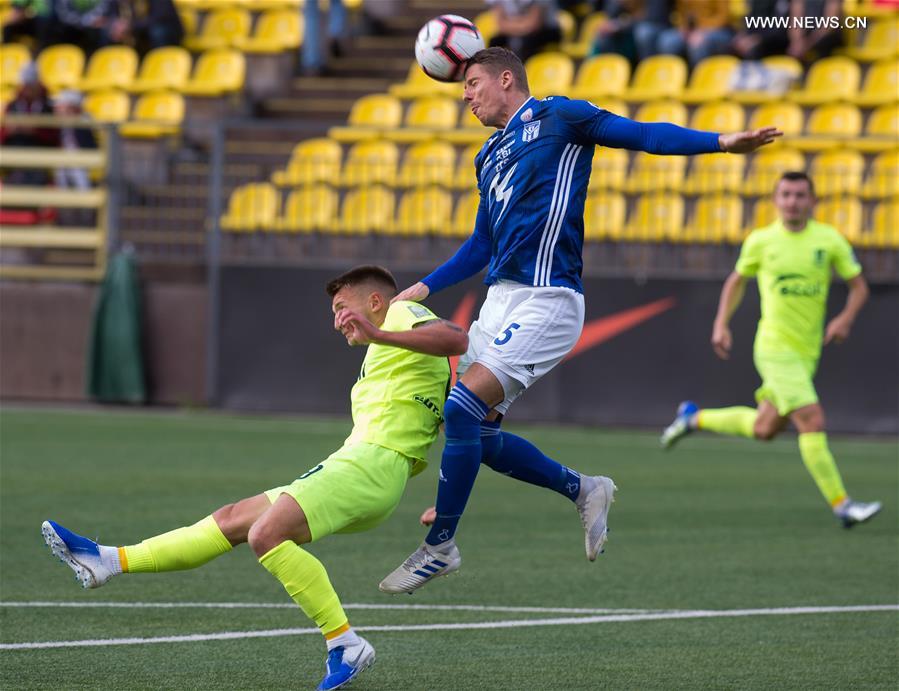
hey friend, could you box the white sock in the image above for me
[326,627,361,651]
[98,544,123,575]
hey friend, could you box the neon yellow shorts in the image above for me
[754,351,819,416]
[265,442,412,542]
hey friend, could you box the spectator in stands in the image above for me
[45,0,121,56]
[2,0,53,48]
[0,63,58,186]
[786,0,843,62]
[656,0,734,66]
[732,0,791,60]
[486,0,563,63]
[302,0,347,75]
[118,0,183,56]
[590,0,673,63]
[51,90,97,192]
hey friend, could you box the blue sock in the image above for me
[482,431,582,503]
[426,383,489,546]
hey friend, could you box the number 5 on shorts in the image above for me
[494,323,521,346]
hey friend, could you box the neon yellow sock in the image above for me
[259,540,348,637]
[121,515,232,573]
[697,407,756,438]
[798,432,848,507]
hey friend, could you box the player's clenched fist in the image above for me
[711,322,732,360]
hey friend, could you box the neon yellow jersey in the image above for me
[735,218,861,360]
[344,300,451,475]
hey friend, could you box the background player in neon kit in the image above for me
[661,173,881,528]
[40,265,468,691]
[379,47,784,594]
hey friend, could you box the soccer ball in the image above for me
[414,15,485,83]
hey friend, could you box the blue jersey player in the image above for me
[380,48,783,594]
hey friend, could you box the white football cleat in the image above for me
[576,476,617,561]
[41,520,117,589]
[835,500,882,529]
[379,540,461,594]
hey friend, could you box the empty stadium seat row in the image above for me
[179,6,303,53]
[219,183,899,249]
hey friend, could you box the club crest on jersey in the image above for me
[522,120,541,142]
[521,107,533,122]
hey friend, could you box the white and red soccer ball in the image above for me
[415,15,485,83]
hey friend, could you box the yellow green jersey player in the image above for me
[39,265,468,691]
[661,172,881,528]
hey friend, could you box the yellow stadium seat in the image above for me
[525,52,574,99]
[622,55,687,102]
[474,10,497,46]
[340,185,395,234]
[236,9,303,53]
[78,46,138,92]
[682,194,743,244]
[861,150,899,199]
[36,44,84,93]
[789,56,861,105]
[854,104,899,153]
[816,197,863,242]
[844,17,899,62]
[444,105,491,144]
[340,140,399,187]
[747,198,777,234]
[634,100,687,127]
[689,101,745,132]
[83,89,130,123]
[119,91,185,138]
[583,192,626,241]
[393,187,453,235]
[624,192,684,242]
[624,153,686,193]
[220,182,279,232]
[590,147,628,191]
[557,9,576,44]
[129,47,192,93]
[329,94,403,142]
[272,138,342,186]
[681,55,740,104]
[396,140,456,188]
[854,59,899,107]
[593,98,628,117]
[1,43,31,88]
[682,154,745,195]
[810,149,865,196]
[731,55,803,104]
[569,54,630,101]
[794,104,862,151]
[742,148,806,196]
[0,85,14,111]
[864,200,899,249]
[390,62,461,100]
[184,8,251,52]
[449,190,480,237]
[453,143,481,189]
[384,96,458,143]
[275,185,338,233]
[564,12,608,59]
[180,49,245,97]
[748,102,804,143]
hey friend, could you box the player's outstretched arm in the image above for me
[824,274,868,345]
[712,271,747,360]
[336,309,468,356]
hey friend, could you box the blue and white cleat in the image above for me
[660,400,699,450]
[378,540,461,594]
[576,475,617,561]
[317,637,375,690]
[41,520,116,589]
[835,500,882,529]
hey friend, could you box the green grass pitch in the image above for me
[1,408,896,689]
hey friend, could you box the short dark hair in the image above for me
[776,171,815,196]
[464,47,529,93]
[326,265,398,299]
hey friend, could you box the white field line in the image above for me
[1,605,896,651]
[0,601,650,615]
